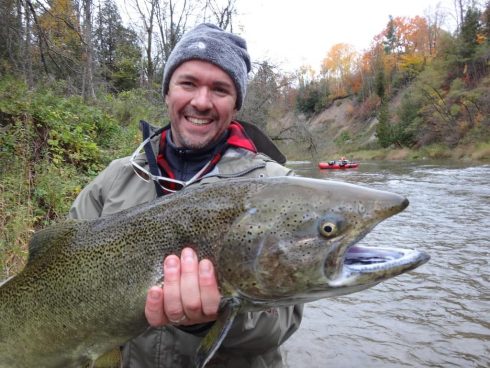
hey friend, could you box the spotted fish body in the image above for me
[0,177,429,368]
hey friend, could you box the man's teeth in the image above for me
[187,117,210,125]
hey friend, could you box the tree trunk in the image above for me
[82,0,96,101]
[23,0,34,88]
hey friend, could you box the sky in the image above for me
[235,0,459,73]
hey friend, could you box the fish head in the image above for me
[217,176,429,307]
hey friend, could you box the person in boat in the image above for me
[338,157,348,166]
[69,23,303,368]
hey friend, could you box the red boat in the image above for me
[318,160,359,169]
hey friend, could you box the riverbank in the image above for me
[347,142,490,162]
[277,141,490,164]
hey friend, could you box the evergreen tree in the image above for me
[376,101,392,148]
[459,6,482,60]
[94,0,140,92]
[0,0,22,72]
[383,15,397,55]
[375,66,385,99]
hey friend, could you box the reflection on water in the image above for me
[282,161,490,368]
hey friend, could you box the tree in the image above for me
[23,0,34,87]
[383,15,398,54]
[376,101,392,148]
[239,61,284,128]
[374,59,385,99]
[132,0,157,88]
[453,0,473,32]
[155,0,193,92]
[94,0,141,92]
[425,2,446,56]
[37,0,84,80]
[202,0,237,31]
[81,0,95,101]
[459,6,482,59]
[111,28,142,91]
[0,0,22,74]
[321,43,357,96]
[483,1,490,41]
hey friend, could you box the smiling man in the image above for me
[165,60,237,150]
[69,23,302,367]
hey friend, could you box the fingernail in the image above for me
[182,248,195,263]
[200,260,212,274]
[165,256,179,268]
[149,289,160,300]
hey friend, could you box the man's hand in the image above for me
[145,247,221,326]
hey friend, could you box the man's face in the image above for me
[165,60,238,150]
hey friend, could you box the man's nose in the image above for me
[191,87,213,110]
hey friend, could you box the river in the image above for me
[281,161,490,368]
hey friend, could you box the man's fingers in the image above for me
[147,249,220,327]
[199,259,220,317]
[145,286,166,326]
[179,248,203,320]
[163,255,184,322]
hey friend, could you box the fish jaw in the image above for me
[217,177,429,306]
[332,245,430,290]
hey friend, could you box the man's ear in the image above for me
[164,94,169,105]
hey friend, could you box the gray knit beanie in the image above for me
[163,23,251,110]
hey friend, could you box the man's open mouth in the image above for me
[186,116,212,125]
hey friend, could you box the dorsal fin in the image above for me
[28,220,80,263]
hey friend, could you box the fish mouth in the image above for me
[345,245,412,267]
[333,244,430,288]
[322,194,429,289]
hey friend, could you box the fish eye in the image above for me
[319,222,338,237]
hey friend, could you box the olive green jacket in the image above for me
[68,128,303,368]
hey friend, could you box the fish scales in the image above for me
[1,182,253,367]
[0,176,429,368]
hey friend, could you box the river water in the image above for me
[281,161,490,368]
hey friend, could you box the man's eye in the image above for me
[214,87,230,96]
[180,81,195,88]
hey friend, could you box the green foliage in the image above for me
[335,131,351,146]
[375,67,385,99]
[28,92,120,171]
[394,92,420,147]
[100,89,166,125]
[0,75,173,278]
[376,96,416,149]
[94,0,141,93]
[459,7,482,60]
[383,15,397,54]
[0,77,131,278]
[296,79,330,115]
[112,40,141,92]
[376,101,392,148]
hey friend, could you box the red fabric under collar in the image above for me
[155,121,257,193]
[227,121,257,152]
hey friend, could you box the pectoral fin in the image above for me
[195,297,242,368]
[91,347,123,368]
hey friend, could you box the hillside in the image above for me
[269,75,490,163]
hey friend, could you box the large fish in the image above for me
[0,176,429,368]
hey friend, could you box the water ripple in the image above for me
[284,162,490,368]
